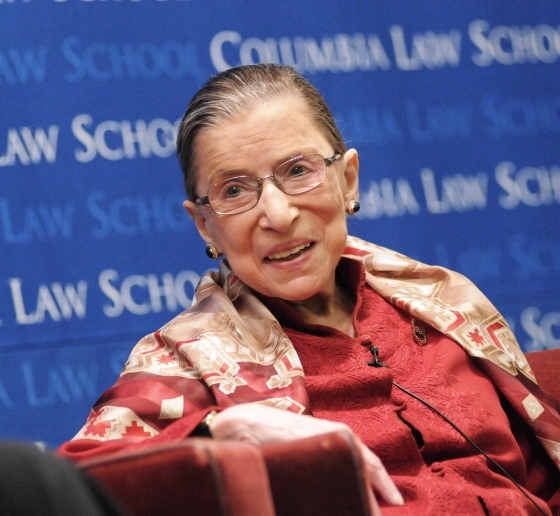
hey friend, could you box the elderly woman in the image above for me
[60,64,560,515]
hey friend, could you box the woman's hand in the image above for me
[210,404,404,516]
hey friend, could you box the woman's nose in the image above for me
[256,179,298,231]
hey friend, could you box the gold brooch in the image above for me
[411,318,427,345]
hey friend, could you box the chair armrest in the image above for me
[80,438,275,516]
[261,430,371,516]
[79,431,372,516]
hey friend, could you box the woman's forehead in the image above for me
[194,98,330,181]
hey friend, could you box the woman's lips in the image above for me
[265,242,312,261]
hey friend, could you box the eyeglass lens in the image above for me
[208,154,328,214]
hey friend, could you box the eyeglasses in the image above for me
[194,153,342,215]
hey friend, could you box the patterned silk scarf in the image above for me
[73,236,560,470]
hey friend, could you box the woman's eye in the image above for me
[226,185,242,197]
[221,183,249,198]
[287,164,309,178]
[217,179,252,199]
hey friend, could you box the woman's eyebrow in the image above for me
[277,148,322,164]
[207,148,322,183]
[207,166,250,184]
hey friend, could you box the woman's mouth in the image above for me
[266,242,312,261]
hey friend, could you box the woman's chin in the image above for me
[230,242,338,301]
[256,276,328,302]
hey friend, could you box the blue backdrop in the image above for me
[1,0,559,448]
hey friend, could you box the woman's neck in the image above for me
[286,279,356,337]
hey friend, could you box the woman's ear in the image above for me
[183,200,216,247]
[342,148,359,204]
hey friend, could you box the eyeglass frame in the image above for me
[193,152,343,215]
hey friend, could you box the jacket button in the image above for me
[358,335,372,346]
[430,462,444,476]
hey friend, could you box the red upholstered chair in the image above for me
[81,438,275,516]
[81,431,371,516]
[526,348,560,401]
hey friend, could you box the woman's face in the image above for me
[184,95,359,302]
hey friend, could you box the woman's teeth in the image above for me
[267,243,311,261]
